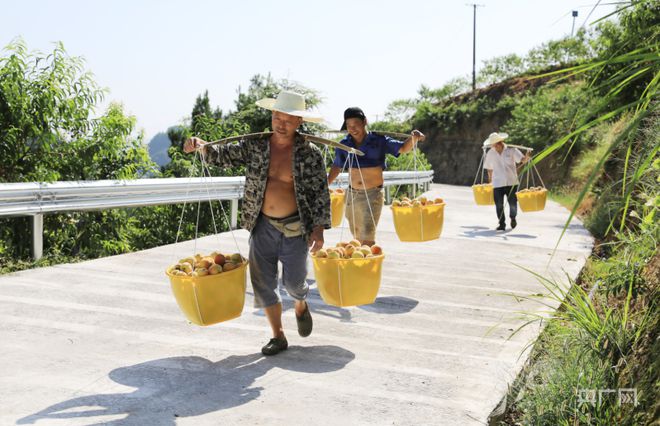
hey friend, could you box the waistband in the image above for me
[261,212,300,225]
[348,185,383,191]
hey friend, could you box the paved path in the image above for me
[0,184,593,425]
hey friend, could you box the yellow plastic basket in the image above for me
[312,255,384,307]
[472,184,495,205]
[330,192,346,228]
[166,262,248,326]
[391,203,445,242]
[516,189,547,212]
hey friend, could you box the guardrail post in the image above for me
[384,186,392,205]
[230,199,238,229]
[31,214,43,261]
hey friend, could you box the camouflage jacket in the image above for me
[205,133,331,242]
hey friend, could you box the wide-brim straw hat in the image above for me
[483,132,509,148]
[255,90,324,123]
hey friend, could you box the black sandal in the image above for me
[261,337,288,356]
[296,302,313,338]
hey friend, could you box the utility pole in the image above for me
[466,3,484,92]
[570,10,578,37]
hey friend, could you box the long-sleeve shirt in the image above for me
[205,133,331,242]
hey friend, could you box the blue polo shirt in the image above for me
[332,132,404,170]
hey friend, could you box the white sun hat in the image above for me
[483,132,509,148]
[255,90,324,123]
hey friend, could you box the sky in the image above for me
[2,0,616,144]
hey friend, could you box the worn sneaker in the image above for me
[261,337,288,356]
[296,302,313,337]
[511,218,517,229]
[496,223,506,231]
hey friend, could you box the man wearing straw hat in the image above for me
[483,132,530,231]
[327,107,425,246]
[183,91,331,356]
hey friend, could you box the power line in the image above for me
[580,0,603,31]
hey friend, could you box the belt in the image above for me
[348,185,383,191]
[262,212,300,225]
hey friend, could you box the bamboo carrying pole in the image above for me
[327,130,419,141]
[204,132,365,156]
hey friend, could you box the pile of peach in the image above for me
[168,251,246,277]
[392,196,443,207]
[517,187,545,193]
[313,239,383,259]
[329,188,345,195]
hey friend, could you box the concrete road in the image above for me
[0,184,593,425]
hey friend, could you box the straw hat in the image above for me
[482,132,509,148]
[255,90,324,123]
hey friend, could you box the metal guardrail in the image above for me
[0,170,433,260]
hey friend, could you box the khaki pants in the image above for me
[345,186,384,242]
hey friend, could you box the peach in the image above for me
[213,253,226,266]
[230,253,243,263]
[434,198,444,204]
[208,264,222,275]
[336,242,347,248]
[349,239,361,247]
[193,267,209,276]
[196,258,213,269]
[360,248,371,256]
[412,200,422,207]
[335,188,344,194]
[344,245,355,256]
[392,199,401,207]
[194,253,204,262]
[327,251,340,259]
[370,244,383,255]
[351,251,365,259]
[222,262,237,271]
[315,249,328,258]
[402,197,411,202]
[178,262,193,273]
[419,196,428,204]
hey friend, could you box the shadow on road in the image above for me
[251,282,353,323]
[460,225,537,240]
[358,296,419,314]
[17,345,355,426]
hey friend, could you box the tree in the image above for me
[0,39,156,260]
[0,39,155,183]
[191,90,223,133]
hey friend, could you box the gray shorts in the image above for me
[249,214,309,308]
[345,186,384,242]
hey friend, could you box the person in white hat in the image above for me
[483,132,530,231]
[184,91,331,355]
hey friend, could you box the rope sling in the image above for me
[313,135,385,307]
[166,148,247,326]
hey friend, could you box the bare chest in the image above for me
[267,146,294,183]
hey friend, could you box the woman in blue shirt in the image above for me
[327,107,425,246]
